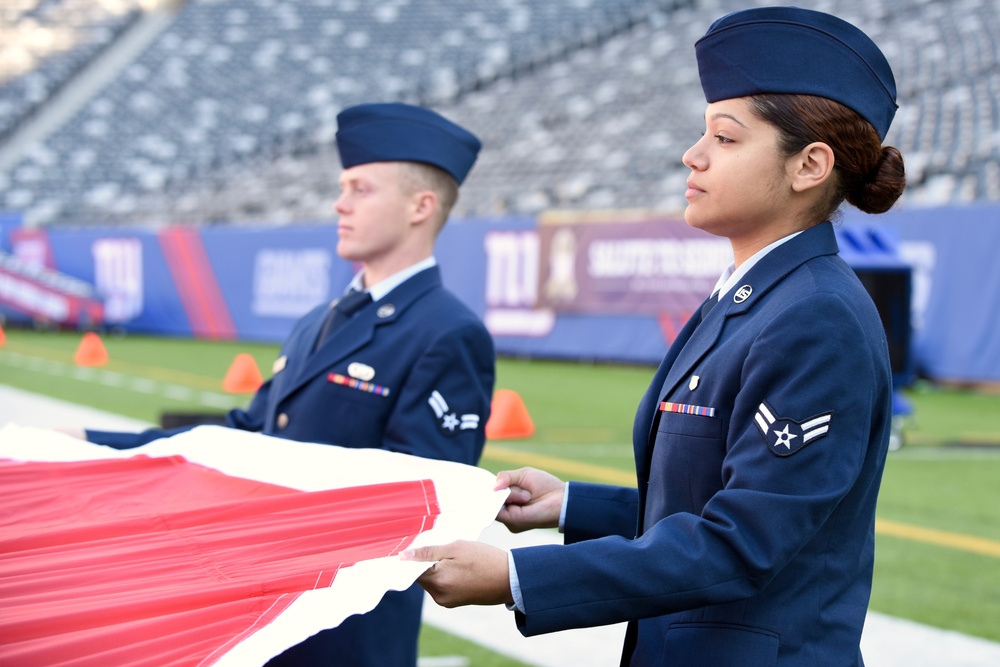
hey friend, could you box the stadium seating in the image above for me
[0,0,142,142]
[1,0,999,226]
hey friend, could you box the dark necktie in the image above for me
[700,291,719,321]
[314,288,372,351]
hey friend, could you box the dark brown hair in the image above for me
[748,94,906,219]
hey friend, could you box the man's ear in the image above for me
[790,141,835,193]
[409,190,439,226]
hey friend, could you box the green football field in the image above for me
[2,328,999,664]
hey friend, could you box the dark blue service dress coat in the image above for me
[510,222,892,666]
[86,266,496,667]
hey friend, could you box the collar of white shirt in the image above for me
[347,256,437,302]
[711,230,803,302]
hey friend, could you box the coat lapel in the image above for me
[634,222,841,488]
[633,301,707,485]
[656,301,727,406]
[275,267,443,404]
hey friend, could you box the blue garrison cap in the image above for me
[695,6,898,139]
[335,103,482,184]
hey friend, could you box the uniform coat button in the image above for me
[276,413,289,429]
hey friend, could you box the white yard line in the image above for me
[1,349,235,411]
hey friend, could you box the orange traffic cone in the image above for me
[222,353,263,393]
[74,331,108,367]
[0,324,6,348]
[485,388,535,440]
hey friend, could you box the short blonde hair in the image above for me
[397,161,459,230]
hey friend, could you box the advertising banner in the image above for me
[0,251,104,328]
[536,211,731,317]
[7,202,997,382]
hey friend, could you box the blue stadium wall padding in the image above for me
[45,227,192,337]
[39,224,354,340]
[198,224,350,342]
[5,202,998,382]
[158,227,237,340]
[843,203,1000,383]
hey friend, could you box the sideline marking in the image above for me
[0,349,236,409]
[485,444,636,486]
[2,341,233,391]
[483,444,1000,560]
[876,518,1000,558]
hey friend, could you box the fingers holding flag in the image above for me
[402,541,513,608]
[494,467,565,533]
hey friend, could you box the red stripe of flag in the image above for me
[0,456,440,666]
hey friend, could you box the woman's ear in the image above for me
[790,141,835,193]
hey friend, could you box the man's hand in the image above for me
[402,541,512,608]
[494,467,565,533]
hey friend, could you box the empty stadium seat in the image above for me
[1,0,999,225]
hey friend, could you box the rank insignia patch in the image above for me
[754,401,832,456]
[428,390,480,436]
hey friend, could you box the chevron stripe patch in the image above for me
[754,401,832,456]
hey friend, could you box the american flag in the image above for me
[0,425,506,666]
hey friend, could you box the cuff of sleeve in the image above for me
[558,481,570,533]
[507,550,525,612]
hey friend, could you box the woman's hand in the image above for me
[402,541,512,607]
[494,467,565,533]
